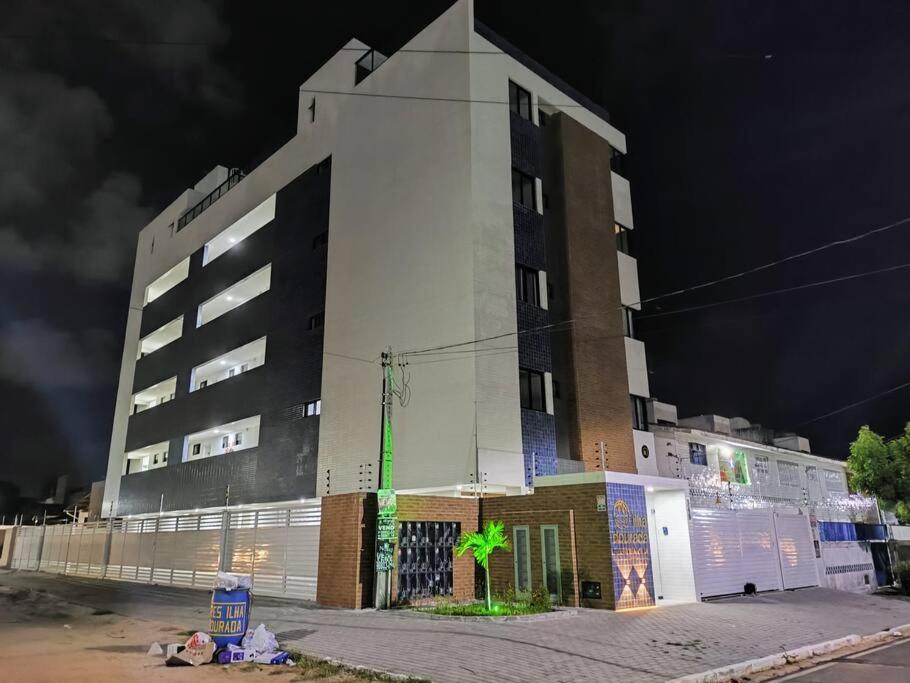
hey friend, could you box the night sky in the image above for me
[2,1,909,497]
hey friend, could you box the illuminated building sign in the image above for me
[718,450,750,484]
[607,482,655,610]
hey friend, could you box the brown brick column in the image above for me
[316,492,375,608]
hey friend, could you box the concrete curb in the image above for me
[401,607,578,622]
[667,623,910,683]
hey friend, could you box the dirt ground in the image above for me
[0,586,382,683]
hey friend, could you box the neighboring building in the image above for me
[648,401,887,596]
[102,0,651,518]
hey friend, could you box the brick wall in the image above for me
[544,114,636,474]
[482,482,615,609]
[316,492,375,608]
[395,495,480,604]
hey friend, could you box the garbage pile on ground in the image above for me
[147,572,293,669]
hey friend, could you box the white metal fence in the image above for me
[9,501,321,601]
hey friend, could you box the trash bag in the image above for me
[241,623,278,655]
[214,572,252,590]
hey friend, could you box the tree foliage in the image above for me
[848,424,910,523]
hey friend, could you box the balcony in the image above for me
[196,264,271,327]
[183,415,260,462]
[131,376,177,415]
[190,337,267,392]
[176,168,245,232]
[137,315,183,359]
[124,441,169,474]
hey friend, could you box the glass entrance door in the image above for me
[540,525,561,602]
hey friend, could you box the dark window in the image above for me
[192,443,201,456]
[512,168,536,209]
[519,368,546,412]
[615,224,631,255]
[689,442,708,466]
[228,368,236,378]
[308,97,316,123]
[542,193,549,210]
[547,282,554,300]
[631,395,647,431]
[240,363,248,373]
[199,379,208,389]
[509,81,532,121]
[309,312,325,330]
[538,109,550,127]
[312,231,328,249]
[515,264,540,306]
[163,451,168,462]
[153,454,158,465]
[552,379,561,399]
[622,307,635,338]
[221,435,229,449]
[610,147,626,175]
[235,432,243,445]
[316,156,331,175]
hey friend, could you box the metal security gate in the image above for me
[691,507,818,599]
[7,501,321,601]
[773,512,819,589]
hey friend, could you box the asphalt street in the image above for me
[778,639,910,683]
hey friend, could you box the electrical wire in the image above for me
[323,351,378,364]
[297,87,595,109]
[402,317,583,355]
[637,260,910,320]
[800,379,910,425]
[632,214,910,308]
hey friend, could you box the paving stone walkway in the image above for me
[3,571,910,682]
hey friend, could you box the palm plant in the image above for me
[455,520,511,611]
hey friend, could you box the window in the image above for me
[163,451,168,463]
[615,224,631,255]
[753,455,770,482]
[312,231,328,249]
[309,312,325,330]
[197,264,271,327]
[540,525,561,602]
[512,168,536,210]
[542,192,549,210]
[778,460,801,487]
[689,442,708,466]
[538,109,550,127]
[631,395,647,431]
[610,147,626,175]
[508,81,532,121]
[622,307,635,338]
[131,376,177,415]
[184,415,260,462]
[519,369,545,412]
[824,469,845,491]
[202,195,276,266]
[144,257,189,306]
[513,526,532,593]
[515,265,540,306]
[304,399,321,417]
[806,465,818,482]
[308,97,316,123]
[137,315,183,359]
[552,380,560,400]
[190,337,266,393]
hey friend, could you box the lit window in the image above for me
[513,526,531,592]
[196,264,271,327]
[190,337,266,392]
[202,195,276,266]
[824,469,845,491]
[304,399,321,417]
[144,257,189,306]
[309,312,325,330]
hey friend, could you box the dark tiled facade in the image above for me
[510,111,556,485]
[118,160,331,514]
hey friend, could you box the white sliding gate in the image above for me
[691,507,818,599]
[8,501,321,601]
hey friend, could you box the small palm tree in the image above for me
[456,520,511,611]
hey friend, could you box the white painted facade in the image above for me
[104,0,650,513]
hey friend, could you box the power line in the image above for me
[402,317,582,356]
[800,379,910,425]
[637,260,910,320]
[298,87,594,109]
[633,214,910,308]
[324,351,379,364]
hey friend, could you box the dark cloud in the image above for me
[0,319,118,390]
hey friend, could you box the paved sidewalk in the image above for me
[3,571,910,682]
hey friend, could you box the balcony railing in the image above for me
[176,168,245,232]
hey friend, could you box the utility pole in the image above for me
[374,348,397,609]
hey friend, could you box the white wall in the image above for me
[610,171,634,229]
[625,337,650,398]
[617,252,641,310]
